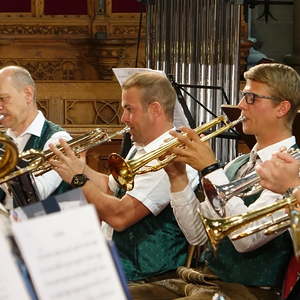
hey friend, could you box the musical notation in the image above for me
[12,205,127,300]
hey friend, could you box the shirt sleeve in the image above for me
[126,169,171,215]
[171,165,288,252]
[108,174,119,195]
[33,130,72,200]
[126,162,200,216]
[206,166,288,252]
[170,184,207,245]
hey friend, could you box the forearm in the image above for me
[34,170,62,199]
[170,184,207,245]
[83,165,110,192]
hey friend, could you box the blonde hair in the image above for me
[122,72,176,121]
[244,63,300,124]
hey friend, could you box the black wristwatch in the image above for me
[71,174,89,188]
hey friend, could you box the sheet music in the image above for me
[0,234,31,300]
[112,67,164,86]
[12,205,127,300]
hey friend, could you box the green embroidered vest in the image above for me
[113,204,188,281]
[201,152,293,288]
[0,120,72,202]
[24,120,72,196]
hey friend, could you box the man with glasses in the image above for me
[129,63,300,300]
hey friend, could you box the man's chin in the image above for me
[242,127,254,136]
[241,123,251,135]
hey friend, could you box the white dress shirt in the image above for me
[3,111,71,209]
[170,136,296,252]
[102,128,200,240]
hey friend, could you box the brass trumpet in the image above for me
[229,202,300,258]
[202,148,300,217]
[0,126,130,184]
[199,194,296,252]
[108,115,245,191]
[0,133,19,178]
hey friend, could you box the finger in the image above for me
[168,131,194,148]
[49,158,61,168]
[279,146,287,152]
[180,127,201,142]
[277,151,296,163]
[256,163,272,179]
[59,139,76,158]
[49,142,67,161]
[79,151,87,161]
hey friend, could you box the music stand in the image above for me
[169,77,240,140]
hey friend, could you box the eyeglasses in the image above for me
[239,91,280,105]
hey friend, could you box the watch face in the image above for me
[71,174,88,187]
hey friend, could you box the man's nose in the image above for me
[121,111,127,123]
[237,97,246,110]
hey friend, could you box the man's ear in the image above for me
[149,101,163,117]
[277,100,291,118]
[24,86,34,104]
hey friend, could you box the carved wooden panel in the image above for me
[36,81,124,172]
[65,99,122,125]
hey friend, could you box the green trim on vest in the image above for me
[24,120,64,151]
[113,204,188,281]
[225,154,250,182]
[201,151,293,288]
[23,120,73,196]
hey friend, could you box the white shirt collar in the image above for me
[133,128,175,154]
[7,110,45,138]
[255,136,296,162]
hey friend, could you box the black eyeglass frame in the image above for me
[239,91,281,104]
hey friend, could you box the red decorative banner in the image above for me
[112,0,145,13]
[0,0,31,12]
[44,0,87,15]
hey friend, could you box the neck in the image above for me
[12,109,38,137]
[138,121,173,147]
[255,128,292,150]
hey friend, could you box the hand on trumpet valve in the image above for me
[49,139,87,184]
[168,127,217,171]
[256,149,300,194]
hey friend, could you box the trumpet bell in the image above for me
[201,178,225,217]
[198,210,223,252]
[0,133,19,178]
[108,153,134,191]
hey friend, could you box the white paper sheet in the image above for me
[0,234,31,300]
[12,205,127,300]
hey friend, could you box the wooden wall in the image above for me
[0,0,146,173]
